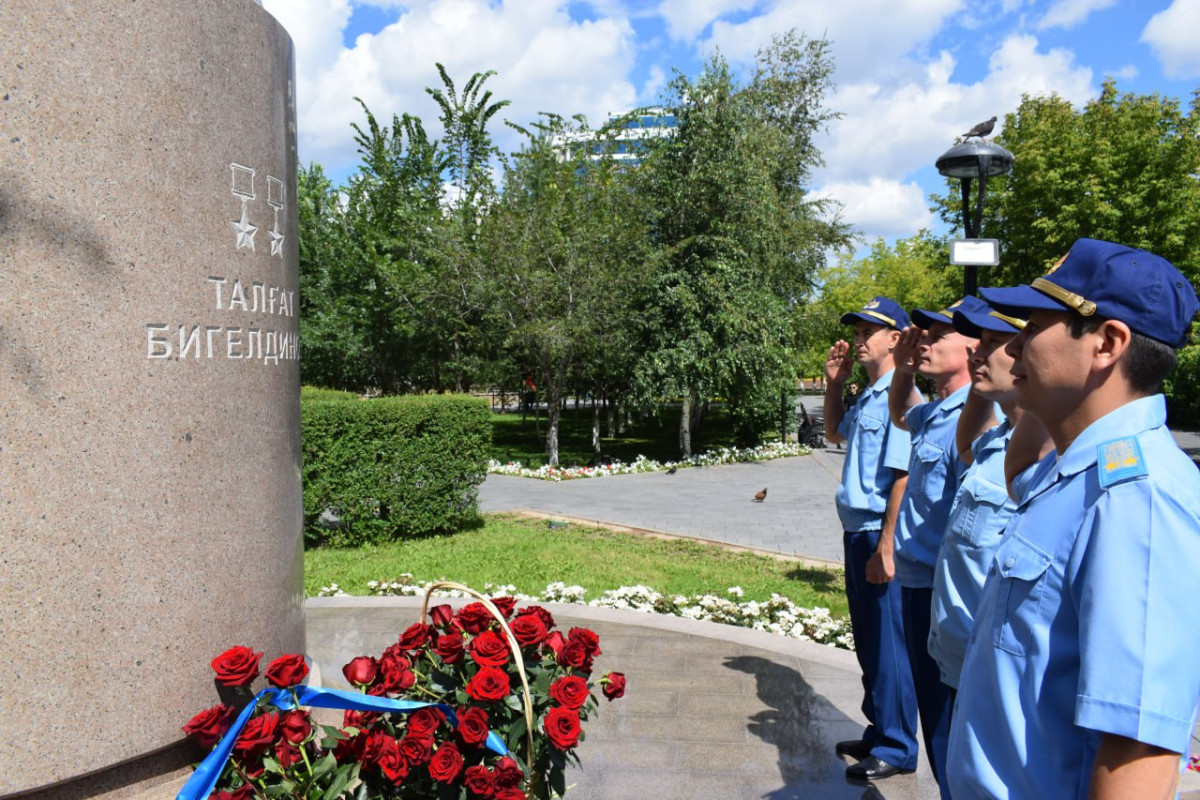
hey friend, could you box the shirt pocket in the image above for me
[950,478,1012,549]
[989,534,1054,657]
[913,438,947,483]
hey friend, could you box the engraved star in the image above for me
[233,208,258,251]
[269,228,285,257]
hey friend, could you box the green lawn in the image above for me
[488,402,745,468]
[305,513,847,617]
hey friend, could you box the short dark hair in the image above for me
[1066,313,1177,394]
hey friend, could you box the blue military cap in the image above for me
[980,238,1199,348]
[840,296,910,330]
[911,295,990,331]
[952,298,1025,338]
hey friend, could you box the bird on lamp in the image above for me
[753,488,767,503]
[962,116,997,140]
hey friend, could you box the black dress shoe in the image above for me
[845,756,912,781]
[834,739,873,759]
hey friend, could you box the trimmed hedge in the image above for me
[302,394,491,546]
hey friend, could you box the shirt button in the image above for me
[1004,557,1015,571]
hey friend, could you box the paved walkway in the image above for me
[480,448,850,564]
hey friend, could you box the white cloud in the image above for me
[812,178,934,238]
[656,0,757,42]
[263,0,639,178]
[702,0,965,83]
[817,34,1092,189]
[1036,0,1117,31]
[1141,0,1200,80]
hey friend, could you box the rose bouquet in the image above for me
[181,584,625,799]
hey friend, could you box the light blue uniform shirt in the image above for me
[835,370,912,533]
[947,395,1200,800]
[894,383,971,588]
[928,419,1017,689]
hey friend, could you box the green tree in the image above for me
[481,115,650,466]
[934,80,1200,287]
[635,32,850,455]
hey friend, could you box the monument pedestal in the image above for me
[1,2,304,795]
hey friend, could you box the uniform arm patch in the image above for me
[1097,437,1148,489]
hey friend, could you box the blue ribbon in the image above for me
[178,684,508,800]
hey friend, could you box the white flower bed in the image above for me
[487,441,810,481]
[317,575,853,651]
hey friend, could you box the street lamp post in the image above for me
[936,139,1014,296]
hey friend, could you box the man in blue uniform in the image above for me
[887,295,984,795]
[823,297,920,781]
[948,238,1200,799]
[928,300,1050,697]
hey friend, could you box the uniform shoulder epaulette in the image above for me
[1096,436,1148,489]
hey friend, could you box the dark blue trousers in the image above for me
[902,585,954,798]
[843,530,919,769]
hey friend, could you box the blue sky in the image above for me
[260,0,1199,247]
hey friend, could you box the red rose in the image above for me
[568,628,602,657]
[378,652,416,693]
[342,656,379,687]
[211,646,262,687]
[463,764,496,797]
[274,740,304,769]
[430,603,455,629]
[397,622,433,651]
[362,729,395,765]
[332,729,365,764]
[493,756,524,789]
[544,631,566,660]
[559,638,592,672]
[234,711,280,757]
[518,605,555,631]
[406,707,445,738]
[469,630,510,668]
[490,596,517,618]
[343,709,379,730]
[494,789,527,800]
[510,614,547,648]
[381,754,409,784]
[436,633,465,664]
[456,602,494,634]
[211,787,254,800]
[544,706,581,750]
[602,671,626,701]
[182,704,233,748]
[549,675,590,709]
[455,706,490,747]
[399,733,433,765]
[466,666,510,702]
[264,653,308,688]
[429,741,464,783]
[363,731,407,782]
[280,709,311,744]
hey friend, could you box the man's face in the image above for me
[917,322,976,381]
[853,321,895,370]
[1004,309,1093,422]
[970,329,1018,402]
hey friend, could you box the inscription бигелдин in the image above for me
[144,162,296,363]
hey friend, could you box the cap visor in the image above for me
[953,308,1020,337]
[911,308,954,329]
[840,311,893,328]
[979,285,1067,316]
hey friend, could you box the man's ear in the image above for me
[1093,319,1132,371]
[886,329,901,350]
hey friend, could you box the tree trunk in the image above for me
[546,389,561,466]
[679,390,693,459]
[592,402,601,453]
[605,397,616,439]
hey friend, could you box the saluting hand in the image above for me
[892,325,923,374]
[826,340,853,385]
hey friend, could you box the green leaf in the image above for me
[312,751,337,780]
[550,766,567,798]
[323,762,360,800]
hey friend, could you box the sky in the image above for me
[260,0,1200,248]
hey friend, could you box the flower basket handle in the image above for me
[420,581,537,777]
